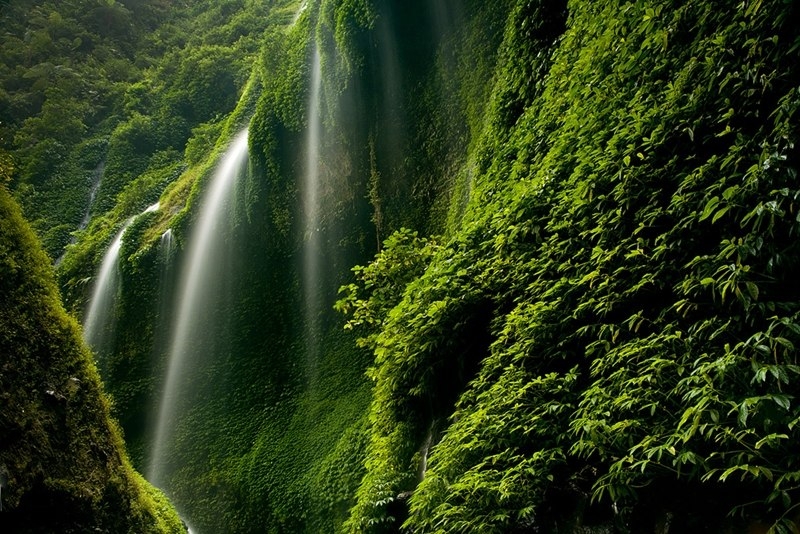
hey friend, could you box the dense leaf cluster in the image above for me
[239,0,514,530]
[1,0,170,256]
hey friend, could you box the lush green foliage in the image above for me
[343,0,800,532]
[0,185,182,532]
[240,1,515,529]
[335,229,441,349]
[0,147,12,185]
[1,0,169,257]
[65,0,509,530]
[8,0,800,532]
[2,0,280,261]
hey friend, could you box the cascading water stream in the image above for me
[302,45,323,384]
[149,228,176,391]
[148,129,250,490]
[82,221,130,350]
[56,160,105,267]
[429,0,460,41]
[157,228,175,296]
[81,161,107,231]
[376,2,403,167]
[83,202,159,353]
[291,0,307,26]
[159,228,174,262]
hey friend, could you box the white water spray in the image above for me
[81,162,106,230]
[302,45,323,383]
[377,4,403,159]
[159,228,174,265]
[148,130,249,488]
[82,221,129,349]
[150,227,176,365]
[304,46,322,237]
[291,0,307,26]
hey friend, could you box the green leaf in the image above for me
[738,402,749,426]
[754,434,788,450]
[700,196,720,221]
[718,465,742,482]
[745,0,763,17]
[772,395,791,411]
[711,205,730,224]
[745,282,759,301]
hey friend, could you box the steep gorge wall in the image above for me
[0,186,182,533]
[49,1,509,532]
[344,0,800,532]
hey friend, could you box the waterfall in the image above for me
[303,45,323,384]
[83,202,159,354]
[376,2,403,169]
[82,221,130,352]
[291,0,307,26]
[150,228,176,391]
[148,129,250,489]
[159,228,174,261]
[56,160,105,267]
[418,422,437,481]
[81,161,106,232]
[158,228,175,288]
[429,0,460,42]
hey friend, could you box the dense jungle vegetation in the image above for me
[2,0,800,532]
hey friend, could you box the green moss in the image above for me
[0,185,183,532]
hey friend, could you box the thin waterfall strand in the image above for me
[303,45,323,383]
[82,221,130,349]
[56,161,106,267]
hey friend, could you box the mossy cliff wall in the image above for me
[45,1,509,532]
[343,0,800,532]
[0,186,183,533]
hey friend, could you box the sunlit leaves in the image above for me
[335,228,440,350]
